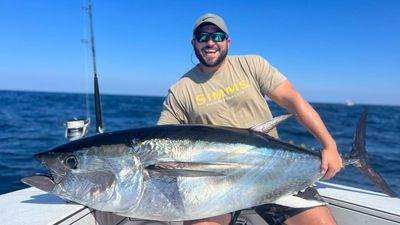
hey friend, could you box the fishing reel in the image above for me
[64,118,90,141]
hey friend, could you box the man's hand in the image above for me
[320,145,343,180]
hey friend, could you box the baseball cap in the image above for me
[193,13,229,35]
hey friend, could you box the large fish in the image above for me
[22,111,397,221]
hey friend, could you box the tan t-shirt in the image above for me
[157,55,287,137]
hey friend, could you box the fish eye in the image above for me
[65,155,78,169]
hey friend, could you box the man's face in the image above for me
[192,24,230,68]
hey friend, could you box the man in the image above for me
[158,13,342,225]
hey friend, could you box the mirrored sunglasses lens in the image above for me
[211,33,225,42]
[197,33,210,42]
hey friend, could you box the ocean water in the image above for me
[0,90,399,196]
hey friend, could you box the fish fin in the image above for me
[273,195,326,208]
[145,162,239,177]
[250,114,293,134]
[357,163,398,197]
[347,109,398,197]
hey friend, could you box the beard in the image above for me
[194,46,228,68]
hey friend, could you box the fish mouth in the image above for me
[21,151,64,192]
[21,173,56,193]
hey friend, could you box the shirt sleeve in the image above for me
[254,55,287,95]
[157,90,188,125]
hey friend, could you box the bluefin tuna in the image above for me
[22,111,397,221]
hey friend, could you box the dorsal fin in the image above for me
[250,114,293,133]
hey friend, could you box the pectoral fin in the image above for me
[145,162,240,177]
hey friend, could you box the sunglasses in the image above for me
[194,32,228,43]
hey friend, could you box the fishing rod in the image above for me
[64,0,104,141]
[87,0,104,134]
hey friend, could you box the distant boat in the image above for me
[345,99,355,106]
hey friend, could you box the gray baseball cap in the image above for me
[193,13,229,35]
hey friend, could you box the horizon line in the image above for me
[1,88,399,107]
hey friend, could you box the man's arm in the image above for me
[268,80,342,179]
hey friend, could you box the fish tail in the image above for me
[347,109,398,197]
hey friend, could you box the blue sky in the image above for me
[1,0,399,105]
